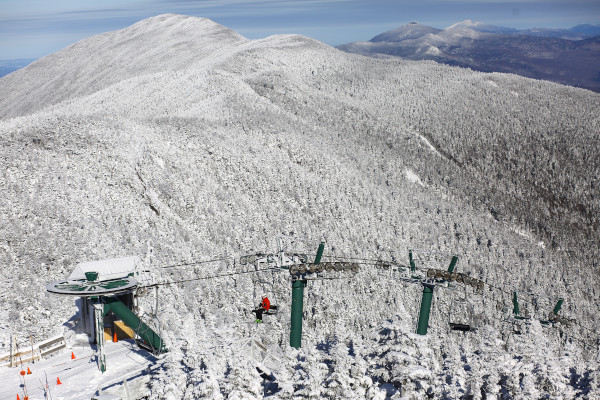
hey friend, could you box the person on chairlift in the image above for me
[253,295,270,323]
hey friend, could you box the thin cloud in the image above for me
[148,0,352,15]
[0,0,598,59]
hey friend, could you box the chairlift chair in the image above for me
[255,279,281,317]
[448,294,477,332]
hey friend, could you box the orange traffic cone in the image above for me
[71,352,76,360]
[17,394,20,400]
[57,376,62,385]
[113,332,118,343]
[27,367,31,374]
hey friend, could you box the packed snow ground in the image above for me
[1,335,160,399]
[0,14,599,399]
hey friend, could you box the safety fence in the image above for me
[0,333,66,367]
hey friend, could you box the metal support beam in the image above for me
[553,298,564,315]
[447,255,458,273]
[417,284,435,335]
[289,239,324,349]
[289,279,307,349]
[314,240,325,264]
[94,303,107,373]
[513,292,520,316]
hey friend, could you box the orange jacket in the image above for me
[260,297,271,311]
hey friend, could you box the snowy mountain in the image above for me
[0,14,248,120]
[1,13,599,399]
[446,20,597,40]
[369,22,442,42]
[338,21,600,92]
[570,24,600,36]
[445,20,518,35]
[515,27,593,41]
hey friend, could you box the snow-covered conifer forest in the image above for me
[0,14,599,399]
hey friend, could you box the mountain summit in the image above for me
[369,22,441,42]
[445,19,518,34]
[0,14,248,119]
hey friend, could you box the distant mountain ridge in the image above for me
[571,23,600,36]
[338,20,600,92]
[441,19,600,40]
[369,22,442,42]
[444,20,518,35]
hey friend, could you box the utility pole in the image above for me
[94,302,107,373]
[10,332,15,367]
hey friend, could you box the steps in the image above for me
[104,320,136,342]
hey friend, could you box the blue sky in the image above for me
[1,0,599,59]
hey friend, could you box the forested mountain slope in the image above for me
[1,14,599,398]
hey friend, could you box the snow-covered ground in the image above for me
[1,335,160,400]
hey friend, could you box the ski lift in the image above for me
[402,250,445,284]
[540,298,572,327]
[263,297,279,317]
[256,363,276,381]
[448,291,477,332]
[252,279,282,321]
[511,292,531,321]
[508,291,531,334]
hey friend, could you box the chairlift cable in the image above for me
[361,256,587,332]
[145,267,278,289]
[302,277,352,281]
[458,276,598,343]
[160,257,227,269]
[324,255,383,262]
[150,251,600,344]
[360,256,598,343]
[410,249,455,256]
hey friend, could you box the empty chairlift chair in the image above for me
[448,295,477,332]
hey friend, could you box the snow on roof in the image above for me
[68,256,141,282]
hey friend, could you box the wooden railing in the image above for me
[0,333,66,367]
